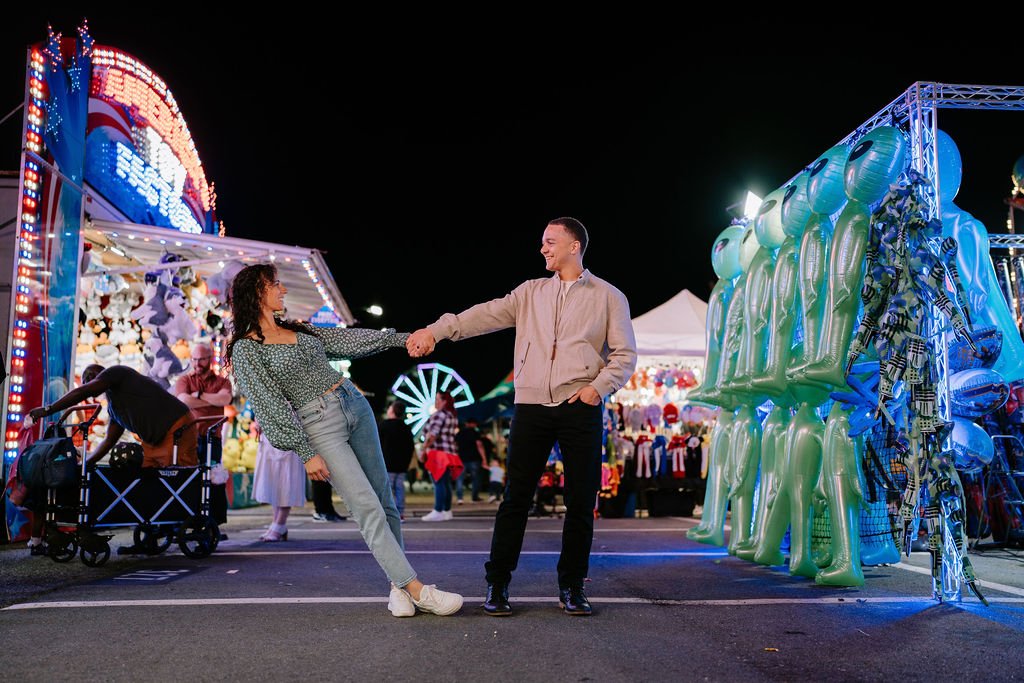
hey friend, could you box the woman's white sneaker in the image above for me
[421,510,446,522]
[441,510,454,521]
[388,585,416,617]
[412,584,463,615]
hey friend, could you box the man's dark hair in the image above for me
[82,364,105,383]
[390,400,407,416]
[548,217,588,255]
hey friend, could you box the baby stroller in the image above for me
[42,409,227,567]
[532,464,564,518]
[983,435,1024,547]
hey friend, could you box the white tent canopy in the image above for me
[631,289,708,364]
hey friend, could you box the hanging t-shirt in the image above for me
[627,407,645,432]
[644,403,662,429]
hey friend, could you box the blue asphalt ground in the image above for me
[2,498,1023,682]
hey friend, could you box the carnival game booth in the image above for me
[1,25,356,543]
[81,217,353,482]
[4,219,355,543]
[603,289,714,518]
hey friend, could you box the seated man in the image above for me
[28,364,198,468]
[175,342,233,531]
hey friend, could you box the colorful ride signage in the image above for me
[85,46,216,234]
[4,25,219,469]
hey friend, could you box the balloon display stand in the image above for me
[685,82,1024,603]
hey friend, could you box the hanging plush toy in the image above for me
[94,341,119,367]
[132,281,172,328]
[109,288,139,327]
[92,272,126,296]
[162,283,198,343]
[143,336,184,389]
[175,263,197,289]
[79,320,97,347]
[171,339,192,361]
[205,261,245,304]
[186,277,219,331]
[222,438,242,472]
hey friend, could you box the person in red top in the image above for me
[174,342,233,531]
[419,391,463,522]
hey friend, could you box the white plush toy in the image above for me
[122,320,141,345]
[103,287,139,322]
[75,341,95,378]
[107,319,122,346]
[204,261,244,304]
[94,342,119,367]
[88,423,106,452]
[79,322,97,347]
[83,291,103,321]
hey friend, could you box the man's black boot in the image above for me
[559,585,593,616]
[483,583,512,616]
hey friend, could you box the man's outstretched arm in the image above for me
[408,287,523,358]
[28,371,114,420]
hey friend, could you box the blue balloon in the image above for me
[848,407,879,437]
[951,417,995,470]
[935,129,962,204]
[949,368,1009,418]
[943,206,1024,384]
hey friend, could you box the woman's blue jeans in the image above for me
[296,381,416,587]
[432,469,453,512]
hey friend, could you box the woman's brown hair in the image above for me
[224,263,312,365]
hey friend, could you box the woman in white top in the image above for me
[251,421,306,541]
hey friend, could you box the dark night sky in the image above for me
[2,13,1022,412]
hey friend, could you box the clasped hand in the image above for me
[406,328,436,357]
